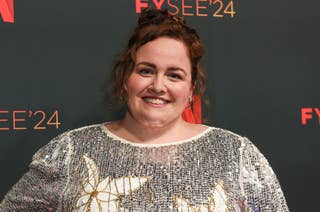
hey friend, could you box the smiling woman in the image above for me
[0,8,289,211]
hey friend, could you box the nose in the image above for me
[148,75,166,94]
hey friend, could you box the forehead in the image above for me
[135,37,191,72]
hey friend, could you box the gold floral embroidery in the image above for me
[174,179,235,212]
[75,155,150,211]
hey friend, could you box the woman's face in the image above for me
[124,36,193,127]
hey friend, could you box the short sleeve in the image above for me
[0,132,73,211]
[239,137,290,212]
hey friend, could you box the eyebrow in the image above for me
[136,62,187,75]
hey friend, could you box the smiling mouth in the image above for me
[142,97,171,105]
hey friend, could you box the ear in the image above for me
[123,80,128,91]
[189,83,195,97]
[121,84,128,102]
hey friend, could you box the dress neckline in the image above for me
[100,122,213,148]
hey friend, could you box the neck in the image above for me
[119,112,187,144]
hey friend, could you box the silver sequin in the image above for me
[0,124,289,212]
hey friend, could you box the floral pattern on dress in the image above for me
[173,179,237,212]
[75,155,149,211]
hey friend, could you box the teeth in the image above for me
[143,98,167,105]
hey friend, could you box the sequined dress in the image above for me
[0,123,289,211]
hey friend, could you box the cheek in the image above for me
[125,75,148,97]
[126,75,140,93]
[171,84,192,102]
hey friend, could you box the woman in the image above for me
[1,9,289,211]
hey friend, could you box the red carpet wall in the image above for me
[1,1,319,210]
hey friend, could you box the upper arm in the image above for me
[239,137,290,212]
[0,132,73,211]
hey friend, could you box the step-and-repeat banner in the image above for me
[1,0,319,210]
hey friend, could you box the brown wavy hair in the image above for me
[110,8,206,107]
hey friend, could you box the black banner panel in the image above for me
[1,0,319,210]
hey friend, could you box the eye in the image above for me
[168,73,183,80]
[138,68,154,76]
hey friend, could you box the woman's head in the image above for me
[124,36,194,126]
[111,8,206,106]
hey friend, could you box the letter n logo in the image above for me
[0,0,14,23]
